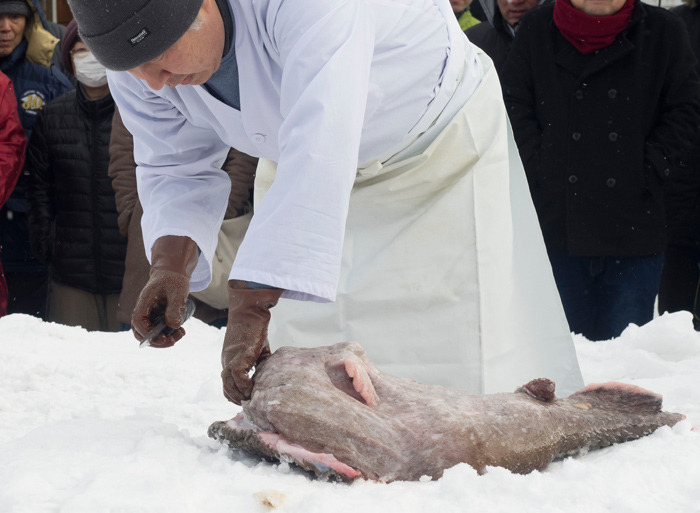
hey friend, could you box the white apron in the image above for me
[255,52,584,396]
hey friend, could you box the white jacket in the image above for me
[108,0,481,301]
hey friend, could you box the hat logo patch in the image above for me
[129,28,150,46]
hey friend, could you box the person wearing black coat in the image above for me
[659,0,700,330]
[501,0,700,341]
[25,21,126,331]
[465,0,544,74]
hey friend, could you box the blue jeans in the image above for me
[547,249,664,341]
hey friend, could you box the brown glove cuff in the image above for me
[227,279,284,311]
[150,235,199,278]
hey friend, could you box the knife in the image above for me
[140,298,196,348]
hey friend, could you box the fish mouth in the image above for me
[208,413,363,483]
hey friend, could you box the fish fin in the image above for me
[570,382,663,413]
[344,358,379,407]
[325,354,379,407]
[517,378,556,402]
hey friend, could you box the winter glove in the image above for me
[221,279,284,404]
[132,235,199,348]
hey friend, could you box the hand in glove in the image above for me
[132,235,199,348]
[221,279,284,404]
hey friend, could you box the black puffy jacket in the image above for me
[26,85,126,294]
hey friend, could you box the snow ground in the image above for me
[0,312,698,513]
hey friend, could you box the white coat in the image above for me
[109,0,480,300]
[109,0,584,395]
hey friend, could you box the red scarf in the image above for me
[553,0,635,54]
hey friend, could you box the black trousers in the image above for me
[547,248,664,341]
[658,243,700,330]
[4,269,48,319]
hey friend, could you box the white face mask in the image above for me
[73,50,108,88]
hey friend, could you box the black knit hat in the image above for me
[66,0,203,71]
[0,0,31,17]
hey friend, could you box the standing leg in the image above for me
[5,269,48,319]
[658,243,700,315]
[47,281,102,331]
[595,254,664,340]
[546,247,596,339]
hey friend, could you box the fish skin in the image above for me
[209,342,685,482]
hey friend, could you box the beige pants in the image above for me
[254,51,583,395]
[47,281,121,332]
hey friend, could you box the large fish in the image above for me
[208,342,685,482]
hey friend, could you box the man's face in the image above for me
[128,0,224,90]
[450,0,472,13]
[497,0,540,26]
[570,0,627,16]
[0,14,26,58]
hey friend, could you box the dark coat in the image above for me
[465,0,515,73]
[25,86,127,294]
[470,0,487,22]
[466,0,551,75]
[501,1,700,256]
[672,4,700,74]
[666,4,700,248]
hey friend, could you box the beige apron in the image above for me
[254,52,584,396]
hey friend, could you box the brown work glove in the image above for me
[132,235,199,348]
[221,279,284,404]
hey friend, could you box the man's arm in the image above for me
[107,72,234,345]
[108,70,233,292]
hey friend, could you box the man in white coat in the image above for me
[68,0,583,404]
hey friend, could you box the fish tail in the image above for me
[570,382,665,414]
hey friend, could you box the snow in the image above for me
[0,312,699,513]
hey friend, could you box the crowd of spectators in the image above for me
[0,1,257,331]
[0,0,72,319]
[1,0,699,340]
